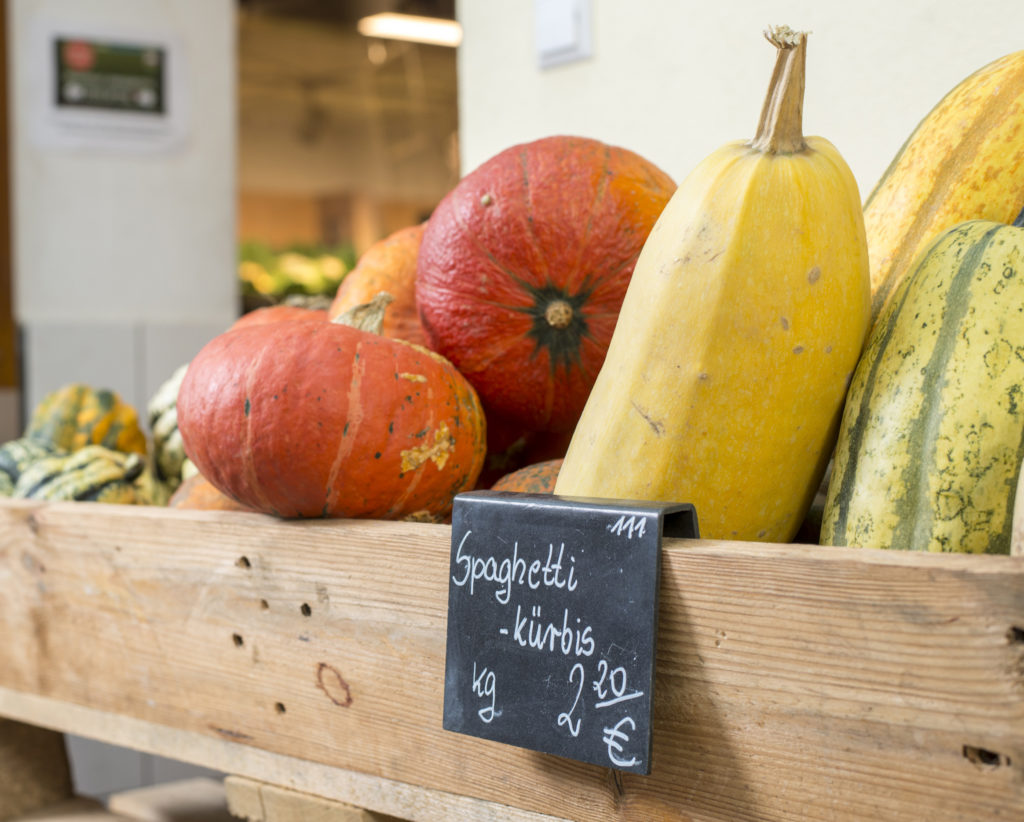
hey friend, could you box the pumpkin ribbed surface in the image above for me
[416,135,675,433]
[177,320,487,519]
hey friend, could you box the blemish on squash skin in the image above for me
[780,317,790,331]
[630,400,665,436]
[244,398,250,416]
[400,373,428,383]
[793,346,805,354]
[807,266,822,284]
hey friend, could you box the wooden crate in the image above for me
[0,499,1020,821]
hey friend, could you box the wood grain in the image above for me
[0,500,1021,821]
[225,776,405,822]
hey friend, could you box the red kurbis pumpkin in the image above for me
[177,317,487,520]
[416,135,675,432]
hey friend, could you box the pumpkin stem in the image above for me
[545,299,574,329]
[750,26,808,154]
[331,292,394,334]
[1013,205,1024,228]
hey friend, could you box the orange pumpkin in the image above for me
[177,314,486,520]
[491,458,563,494]
[329,224,428,347]
[416,135,675,433]
[232,304,327,330]
[168,473,256,512]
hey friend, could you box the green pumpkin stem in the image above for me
[1013,205,1024,228]
[331,292,394,335]
[750,26,809,155]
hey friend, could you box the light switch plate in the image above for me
[535,0,592,69]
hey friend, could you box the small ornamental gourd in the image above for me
[26,384,147,456]
[177,294,487,520]
[147,363,190,489]
[0,437,62,496]
[12,444,153,504]
[416,135,675,433]
[554,28,870,543]
[822,209,1024,554]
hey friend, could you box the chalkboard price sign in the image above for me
[442,491,699,774]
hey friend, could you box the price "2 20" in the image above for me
[557,660,645,768]
[557,659,644,736]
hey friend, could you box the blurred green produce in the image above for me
[238,241,356,302]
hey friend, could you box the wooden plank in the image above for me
[0,719,72,821]
[224,776,404,822]
[10,798,132,821]
[0,691,562,822]
[0,499,1021,822]
[106,779,232,822]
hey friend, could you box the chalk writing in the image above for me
[444,492,696,774]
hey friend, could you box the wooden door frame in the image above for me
[0,0,19,399]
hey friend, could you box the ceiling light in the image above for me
[357,13,463,48]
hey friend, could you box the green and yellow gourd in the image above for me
[26,384,147,456]
[0,438,61,496]
[12,445,151,504]
[822,209,1024,554]
[147,363,193,490]
[554,28,870,542]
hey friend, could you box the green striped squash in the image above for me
[822,213,1024,553]
[0,437,62,496]
[147,363,190,489]
[13,444,149,504]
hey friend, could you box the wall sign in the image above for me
[442,490,699,774]
[29,17,187,152]
[55,37,166,115]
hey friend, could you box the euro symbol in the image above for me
[602,716,641,768]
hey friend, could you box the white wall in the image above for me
[6,0,235,798]
[457,1,1024,199]
[8,0,237,417]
